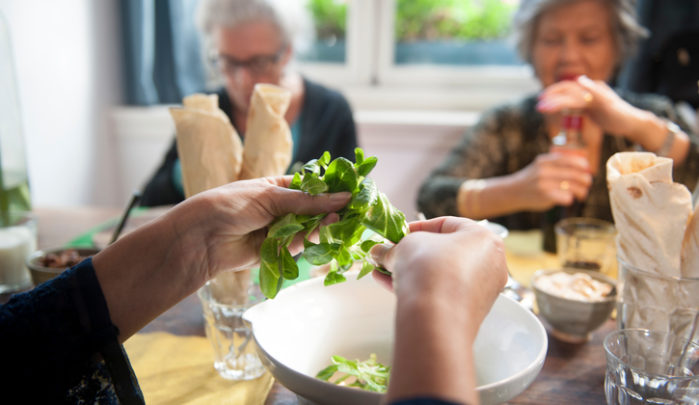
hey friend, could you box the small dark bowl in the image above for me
[532,269,617,343]
[26,247,100,286]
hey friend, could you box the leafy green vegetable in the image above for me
[259,148,409,298]
[316,353,391,393]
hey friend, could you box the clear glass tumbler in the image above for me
[198,271,266,381]
[555,217,617,278]
[617,259,699,341]
[604,329,699,404]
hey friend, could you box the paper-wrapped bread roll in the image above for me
[607,151,698,340]
[170,87,293,305]
[171,94,243,197]
[681,204,699,278]
[607,152,693,277]
[239,84,292,179]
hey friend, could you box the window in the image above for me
[297,0,538,110]
[392,0,521,66]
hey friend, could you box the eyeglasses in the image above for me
[212,47,286,77]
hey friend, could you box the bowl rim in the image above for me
[245,277,548,398]
[475,293,548,392]
[531,268,618,304]
[26,247,101,272]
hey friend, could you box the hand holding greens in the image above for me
[316,353,390,393]
[259,148,409,298]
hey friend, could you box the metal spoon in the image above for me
[503,275,535,310]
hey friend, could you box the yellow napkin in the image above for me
[124,332,274,405]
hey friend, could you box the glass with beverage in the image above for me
[555,217,617,277]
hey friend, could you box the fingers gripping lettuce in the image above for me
[259,148,409,298]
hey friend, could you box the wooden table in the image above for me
[33,206,614,404]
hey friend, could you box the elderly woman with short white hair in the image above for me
[141,0,358,207]
[418,0,699,231]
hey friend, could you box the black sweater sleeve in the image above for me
[296,78,358,164]
[140,139,184,207]
[0,259,143,404]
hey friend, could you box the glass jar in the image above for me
[0,10,32,226]
[0,11,34,295]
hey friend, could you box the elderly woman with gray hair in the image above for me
[141,0,358,207]
[418,0,699,231]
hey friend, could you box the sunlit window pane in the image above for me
[394,0,522,66]
[299,0,348,63]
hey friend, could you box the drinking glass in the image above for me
[604,329,699,404]
[198,270,266,380]
[617,259,699,341]
[555,217,616,278]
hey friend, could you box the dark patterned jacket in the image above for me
[418,91,699,230]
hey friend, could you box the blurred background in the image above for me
[0,0,692,216]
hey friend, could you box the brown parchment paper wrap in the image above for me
[239,84,292,179]
[607,152,693,277]
[607,151,699,338]
[171,86,292,301]
[171,94,243,198]
[681,204,699,279]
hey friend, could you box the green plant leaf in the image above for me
[304,243,340,265]
[322,215,364,245]
[356,156,377,178]
[362,192,410,244]
[349,178,378,212]
[290,172,302,189]
[267,213,305,239]
[259,238,282,299]
[323,157,357,192]
[300,175,329,195]
[360,239,381,252]
[324,270,347,286]
[317,353,390,393]
[357,261,375,279]
[279,245,299,280]
[316,364,338,381]
[258,148,408,298]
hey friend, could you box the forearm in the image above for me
[92,204,206,341]
[387,292,479,405]
[457,176,525,219]
[625,109,690,165]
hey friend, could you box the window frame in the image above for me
[296,0,540,111]
[296,0,375,86]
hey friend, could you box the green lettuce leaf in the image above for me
[258,148,408,298]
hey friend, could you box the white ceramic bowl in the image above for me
[244,274,547,405]
[479,220,509,239]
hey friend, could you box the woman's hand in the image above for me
[512,152,592,211]
[537,75,650,139]
[370,217,508,403]
[93,176,350,340]
[371,216,508,326]
[170,176,351,279]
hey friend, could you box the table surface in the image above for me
[33,206,614,404]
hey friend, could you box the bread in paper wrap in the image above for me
[170,87,292,304]
[239,83,292,179]
[170,94,243,197]
[607,152,692,277]
[607,151,698,337]
[681,204,699,278]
